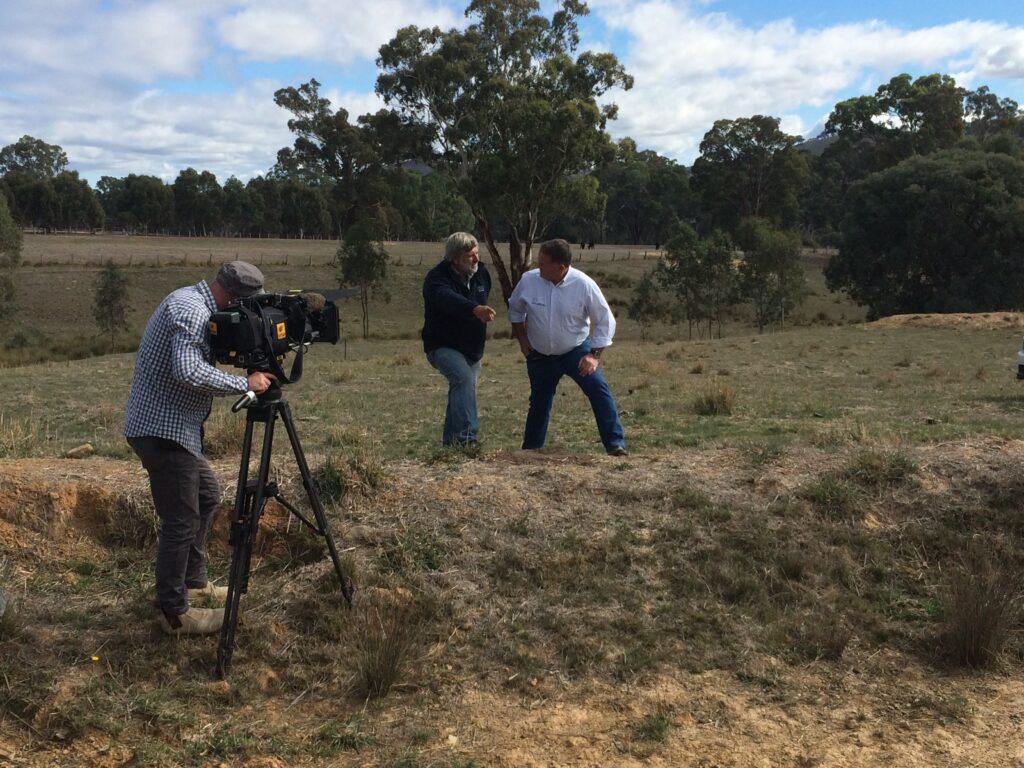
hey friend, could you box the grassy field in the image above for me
[1,235,1023,767]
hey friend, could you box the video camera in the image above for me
[208,291,339,386]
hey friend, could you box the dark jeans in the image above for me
[522,342,625,451]
[128,436,220,615]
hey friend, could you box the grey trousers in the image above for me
[128,436,220,615]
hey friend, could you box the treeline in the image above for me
[3,0,1024,320]
[0,133,695,245]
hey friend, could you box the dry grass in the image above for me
[691,383,736,416]
[346,588,428,700]
[941,547,1021,669]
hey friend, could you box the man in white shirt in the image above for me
[508,239,627,456]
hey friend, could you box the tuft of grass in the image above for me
[633,712,671,742]
[844,449,917,489]
[799,475,860,520]
[318,446,387,500]
[316,457,348,505]
[377,530,447,575]
[671,483,710,511]
[314,717,377,754]
[0,411,49,458]
[347,590,427,700]
[690,383,735,416]
[940,548,1021,669]
[105,492,157,548]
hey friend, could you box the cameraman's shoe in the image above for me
[189,583,229,600]
[606,445,628,457]
[158,607,225,636]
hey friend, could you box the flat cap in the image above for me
[215,260,264,297]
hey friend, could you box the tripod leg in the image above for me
[217,406,277,679]
[278,400,354,605]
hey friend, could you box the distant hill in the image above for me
[795,133,837,157]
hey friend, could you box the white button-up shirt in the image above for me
[507,267,616,356]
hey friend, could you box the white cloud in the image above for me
[0,0,212,84]
[591,0,1024,161]
[218,0,462,64]
[1,0,1023,183]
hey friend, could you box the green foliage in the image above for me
[691,115,809,232]
[2,170,59,229]
[627,269,673,339]
[0,135,68,178]
[826,73,965,159]
[92,260,130,349]
[632,712,671,742]
[826,149,1024,318]
[735,218,806,332]
[0,195,22,318]
[172,167,225,236]
[375,0,633,301]
[337,219,391,338]
[53,171,104,230]
[656,224,737,339]
[597,137,694,244]
[97,174,175,234]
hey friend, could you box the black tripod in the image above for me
[216,383,353,678]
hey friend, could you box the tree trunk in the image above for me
[475,210,513,304]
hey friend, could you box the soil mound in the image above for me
[866,311,1024,330]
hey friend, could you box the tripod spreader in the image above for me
[216,393,353,679]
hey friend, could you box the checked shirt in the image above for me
[124,280,248,458]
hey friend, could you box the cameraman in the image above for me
[124,261,275,636]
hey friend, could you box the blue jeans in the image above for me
[522,342,625,452]
[427,347,481,445]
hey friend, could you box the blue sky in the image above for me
[1,0,1022,185]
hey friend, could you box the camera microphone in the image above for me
[303,292,327,312]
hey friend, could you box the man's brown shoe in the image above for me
[158,607,225,636]
[189,583,229,600]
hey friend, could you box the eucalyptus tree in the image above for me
[272,79,394,236]
[0,135,68,178]
[826,149,1024,318]
[691,116,808,234]
[597,138,694,245]
[375,0,632,302]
